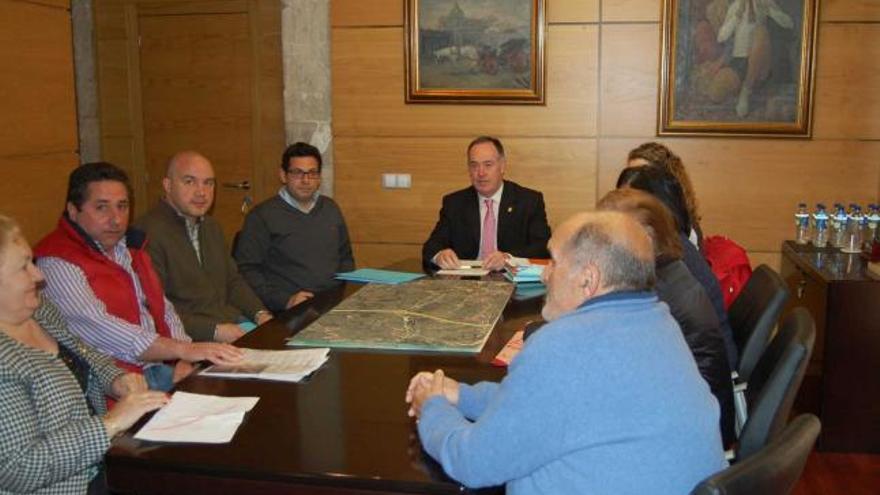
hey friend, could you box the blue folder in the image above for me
[335,268,425,285]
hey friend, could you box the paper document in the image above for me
[436,268,490,276]
[134,391,259,443]
[201,348,330,382]
[457,259,482,268]
[335,268,424,285]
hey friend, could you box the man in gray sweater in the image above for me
[234,142,355,312]
[136,151,272,343]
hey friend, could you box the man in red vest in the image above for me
[35,162,243,391]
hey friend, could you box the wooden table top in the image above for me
[106,275,542,495]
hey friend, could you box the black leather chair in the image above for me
[736,308,815,460]
[730,264,790,382]
[729,264,790,431]
[691,414,820,495]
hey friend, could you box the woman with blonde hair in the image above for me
[627,142,703,247]
[0,214,168,494]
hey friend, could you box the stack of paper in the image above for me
[135,391,259,443]
[503,259,544,284]
[435,259,490,276]
[335,268,424,284]
[504,257,546,298]
[200,348,330,382]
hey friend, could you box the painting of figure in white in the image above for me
[659,0,818,136]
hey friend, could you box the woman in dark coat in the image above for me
[598,188,736,447]
[616,165,738,367]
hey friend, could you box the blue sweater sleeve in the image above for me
[457,381,498,420]
[416,338,570,488]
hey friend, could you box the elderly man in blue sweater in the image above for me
[406,211,727,494]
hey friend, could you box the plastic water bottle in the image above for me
[842,204,862,253]
[866,204,880,251]
[812,204,829,248]
[871,207,880,262]
[830,203,847,248]
[794,203,810,244]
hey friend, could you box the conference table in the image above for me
[105,269,544,494]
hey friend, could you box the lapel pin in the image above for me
[507,206,513,213]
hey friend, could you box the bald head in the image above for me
[166,151,210,178]
[562,211,654,291]
[541,211,655,321]
[162,151,216,220]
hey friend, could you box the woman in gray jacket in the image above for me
[0,215,168,494]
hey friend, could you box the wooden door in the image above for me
[137,2,254,240]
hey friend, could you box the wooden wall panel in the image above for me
[332,25,597,138]
[823,0,880,22]
[331,0,599,27]
[335,137,594,245]
[0,0,77,243]
[352,242,422,269]
[505,138,597,228]
[95,0,127,40]
[602,0,659,22]
[96,39,133,138]
[598,139,880,252]
[101,136,135,176]
[811,24,880,140]
[25,0,70,9]
[748,251,782,273]
[332,0,400,27]
[94,0,284,217]
[332,0,880,268]
[0,1,77,156]
[0,153,76,243]
[599,23,659,137]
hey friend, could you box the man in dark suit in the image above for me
[422,136,551,272]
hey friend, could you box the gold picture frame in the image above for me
[405,0,546,105]
[658,0,820,137]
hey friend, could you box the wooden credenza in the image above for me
[780,241,880,453]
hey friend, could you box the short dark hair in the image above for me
[467,136,505,159]
[66,162,131,210]
[281,142,322,172]
[616,165,691,236]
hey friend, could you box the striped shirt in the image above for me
[37,238,190,366]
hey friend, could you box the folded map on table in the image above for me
[287,278,513,353]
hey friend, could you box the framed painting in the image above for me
[405,0,546,104]
[658,0,820,137]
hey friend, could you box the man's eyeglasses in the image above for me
[287,169,320,180]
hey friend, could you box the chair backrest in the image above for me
[736,308,815,459]
[728,264,790,382]
[691,414,820,495]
